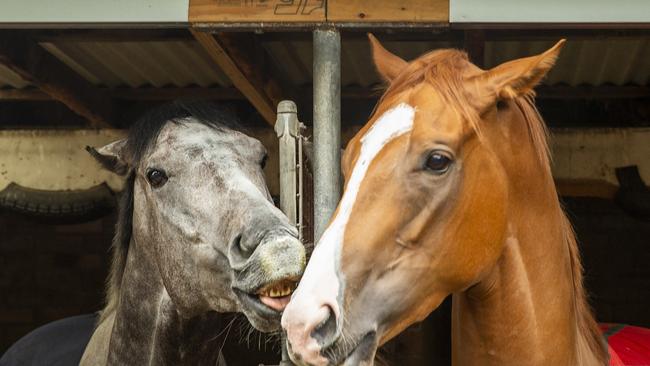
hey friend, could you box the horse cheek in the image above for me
[446,152,508,290]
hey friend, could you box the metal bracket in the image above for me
[273,100,307,366]
[275,100,306,242]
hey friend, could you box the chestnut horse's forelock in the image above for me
[376,49,552,172]
[376,50,483,136]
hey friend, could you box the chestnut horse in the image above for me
[282,36,610,366]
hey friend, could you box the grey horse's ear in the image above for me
[86,139,130,176]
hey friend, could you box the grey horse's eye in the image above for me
[260,153,268,169]
[146,168,168,188]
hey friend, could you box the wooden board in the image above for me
[327,0,448,23]
[555,179,618,200]
[189,0,325,23]
[191,30,277,125]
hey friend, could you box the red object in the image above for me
[600,323,650,366]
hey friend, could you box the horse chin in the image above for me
[234,274,301,331]
[300,331,377,366]
[233,288,284,332]
[342,331,378,366]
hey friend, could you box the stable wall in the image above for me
[2,127,648,200]
[0,128,281,197]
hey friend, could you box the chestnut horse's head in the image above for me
[282,35,565,365]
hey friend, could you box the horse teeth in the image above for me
[258,281,296,298]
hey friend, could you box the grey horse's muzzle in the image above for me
[255,233,306,282]
[232,231,306,331]
[233,231,305,289]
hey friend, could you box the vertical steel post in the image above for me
[312,27,341,241]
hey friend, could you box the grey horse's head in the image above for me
[88,102,305,332]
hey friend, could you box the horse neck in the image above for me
[451,101,603,366]
[106,237,224,366]
[452,213,580,365]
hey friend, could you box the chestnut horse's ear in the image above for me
[368,33,408,82]
[86,139,130,176]
[478,39,565,100]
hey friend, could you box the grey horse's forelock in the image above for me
[98,101,244,324]
[126,100,243,166]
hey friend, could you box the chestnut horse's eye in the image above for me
[146,169,168,188]
[424,152,452,174]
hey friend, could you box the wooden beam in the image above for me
[328,0,448,23]
[110,87,244,101]
[0,33,114,128]
[536,85,650,99]
[191,30,280,126]
[0,87,245,102]
[0,88,50,101]
[483,29,650,41]
[2,85,649,104]
[338,85,650,100]
[190,0,325,24]
[29,29,193,43]
[555,179,618,200]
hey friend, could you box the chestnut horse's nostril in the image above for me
[310,305,338,347]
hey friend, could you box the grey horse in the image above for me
[1,102,305,366]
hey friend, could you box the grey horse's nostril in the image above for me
[310,306,338,347]
[230,233,251,260]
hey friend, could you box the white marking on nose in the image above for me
[282,103,415,365]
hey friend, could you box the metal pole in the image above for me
[312,27,341,241]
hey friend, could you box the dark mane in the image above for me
[98,101,242,323]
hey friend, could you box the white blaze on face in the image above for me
[282,103,415,364]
